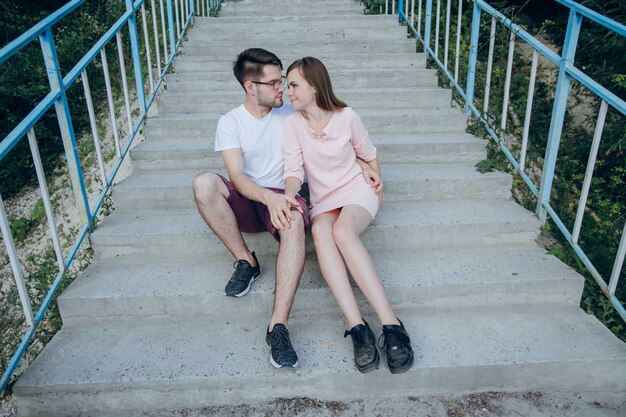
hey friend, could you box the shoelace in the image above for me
[344,327,368,346]
[231,260,252,281]
[270,327,292,353]
[378,330,409,350]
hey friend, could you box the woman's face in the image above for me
[286,67,316,111]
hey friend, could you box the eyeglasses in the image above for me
[251,76,286,90]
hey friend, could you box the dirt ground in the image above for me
[2,391,625,417]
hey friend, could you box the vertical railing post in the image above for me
[465,2,481,115]
[125,0,147,116]
[424,0,433,53]
[166,0,177,60]
[39,29,92,226]
[536,10,582,222]
[399,0,405,22]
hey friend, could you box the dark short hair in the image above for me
[233,48,283,89]
[286,57,347,111]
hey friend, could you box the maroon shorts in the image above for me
[217,174,310,241]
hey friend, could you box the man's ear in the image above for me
[244,80,255,94]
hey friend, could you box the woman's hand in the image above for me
[360,162,383,194]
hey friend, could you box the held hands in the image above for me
[267,193,303,231]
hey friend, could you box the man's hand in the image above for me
[267,193,303,231]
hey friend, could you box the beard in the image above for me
[257,92,284,109]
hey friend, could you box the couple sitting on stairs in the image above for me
[192,48,414,374]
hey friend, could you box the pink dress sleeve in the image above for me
[349,109,377,162]
[283,115,305,184]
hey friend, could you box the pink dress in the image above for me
[283,107,379,220]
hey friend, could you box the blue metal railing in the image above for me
[397,0,625,321]
[0,0,227,394]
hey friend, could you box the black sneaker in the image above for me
[265,324,299,368]
[379,319,414,374]
[224,251,262,297]
[344,319,379,373]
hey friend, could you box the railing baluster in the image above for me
[160,0,169,63]
[417,0,423,37]
[520,50,538,172]
[81,70,108,186]
[454,0,462,82]
[444,0,451,69]
[425,0,433,55]
[167,0,176,60]
[501,30,516,131]
[609,223,626,295]
[0,196,34,326]
[386,0,389,15]
[572,100,608,243]
[100,49,121,158]
[174,0,181,37]
[116,32,134,135]
[483,17,496,114]
[26,128,65,271]
[141,3,155,94]
[405,0,409,19]
[465,2,481,115]
[151,0,163,77]
[435,0,440,58]
[537,10,582,222]
[126,0,147,115]
[411,0,415,27]
[39,29,91,225]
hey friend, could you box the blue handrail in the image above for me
[398,0,625,321]
[0,0,199,394]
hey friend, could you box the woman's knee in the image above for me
[332,222,359,248]
[311,218,333,243]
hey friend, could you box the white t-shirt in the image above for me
[215,104,294,189]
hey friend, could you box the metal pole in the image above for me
[537,10,582,221]
[125,0,147,116]
[465,2,481,115]
[39,29,92,225]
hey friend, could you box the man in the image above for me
[192,48,307,369]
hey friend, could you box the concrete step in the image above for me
[131,133,487,170]
[112,164,512,210]
[90,200,540,259]
[14,305,626,416]
[144,109,468,139]
[180,39,417,57]
[156,87,451,114]
[173,53,426,72]
[58,245,584,324]
[192,14,400,28]
[218,6,364,17]
[165,68,437,92]
[187,24,407,41]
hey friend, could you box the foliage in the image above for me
[362,0,625,338]
[0,0,126,198]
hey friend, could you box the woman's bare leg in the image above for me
[332,205,400,326]
[311,211,363,329]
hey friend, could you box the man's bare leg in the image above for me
[192,172,255,266]
[269,211,305,330]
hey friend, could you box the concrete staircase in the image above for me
[13,0,626,415]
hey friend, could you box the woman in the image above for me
[283,57,414,374]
